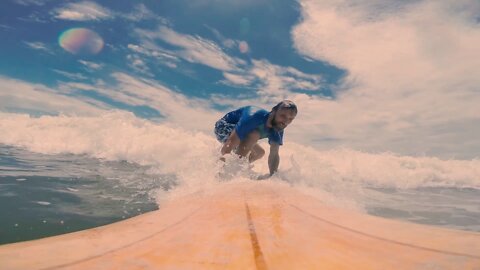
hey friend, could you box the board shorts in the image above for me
[214,119,236,143]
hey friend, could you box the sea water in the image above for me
[0,111,479,244]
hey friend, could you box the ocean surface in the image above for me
[1,112,479,244]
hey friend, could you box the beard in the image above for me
[271,116,284,130]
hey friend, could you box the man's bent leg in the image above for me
[221,130,240,156]
[236,131,261,158]
[248,143,265,163]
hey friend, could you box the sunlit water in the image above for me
[0,112,479,244]
[0,146,176,244]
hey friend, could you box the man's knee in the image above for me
[257,147,265,158]
[251,145,265,159]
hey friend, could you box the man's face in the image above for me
[272,108,296,130]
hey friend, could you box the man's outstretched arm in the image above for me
[268,143,280,176]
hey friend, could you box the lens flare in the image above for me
[59,28,104,55]
[239,17,250,36]
[239,41,249,53]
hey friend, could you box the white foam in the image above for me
[35,201,51,206]
[276,143,480,190]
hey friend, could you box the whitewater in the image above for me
[1,111,479,244]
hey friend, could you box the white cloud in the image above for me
[113,73,220,131]
[78,60,104,71]
[222,72,254,86]
[121,3,166,23]
[219,60,324,98]
[290,0,480,158]
[18,11,49,23]
[204,24,243,51]
[127,43,179,69]
[52,2,164,23]
[135,26,324,97]
[250,59,323,96]
[14,0,50,6]
[136,26,246,72]
[24,41,53,54]
[52,69,88,81]
[61,73,221,132]
[0,76,106,116]
[127,44,149,54]
[126,54,154,77]
[218,59,324,98]
[0,24,13,30]
[185,0,269,9]
[53,1,113,21]
[165,62,177,69]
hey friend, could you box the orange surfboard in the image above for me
[1,181,479,269]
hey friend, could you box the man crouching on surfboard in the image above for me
[214,100,297,180]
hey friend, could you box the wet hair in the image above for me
[272,100,298,114]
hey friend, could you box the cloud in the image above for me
[222,72,255,86]
[112,73,220,131]
[13,0,50,6]
[135,26,246,72]
[127,44,179,68]
[204,24,235,48]
[52,69,88,81]
[78,60,104,71]
[219,59,323,99]
[60,73,221,132]
[18,11,49,23]
[0,76,106,116]
[0,73,220,133]
[183,0,269,10]
[250,59,323,96]
[135,25,324,97]
[52,2,165,23]
[24,41,53,54]
[53,1,113,21]
[126,54,154,77]
[121,3,167,23]
[0,24,14,31]
[290,0,480,158]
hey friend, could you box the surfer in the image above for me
[214,100,297,180]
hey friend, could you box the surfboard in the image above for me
[1,181,479,269]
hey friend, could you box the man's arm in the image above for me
[268,143,280,176]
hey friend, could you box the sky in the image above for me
[0,0,479,159]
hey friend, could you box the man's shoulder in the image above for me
[243,106,269,117]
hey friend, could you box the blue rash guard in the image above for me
[214,106,284,145]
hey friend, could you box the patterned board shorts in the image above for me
[214,119,236,143]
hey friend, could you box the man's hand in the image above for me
[256,173,271,180]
